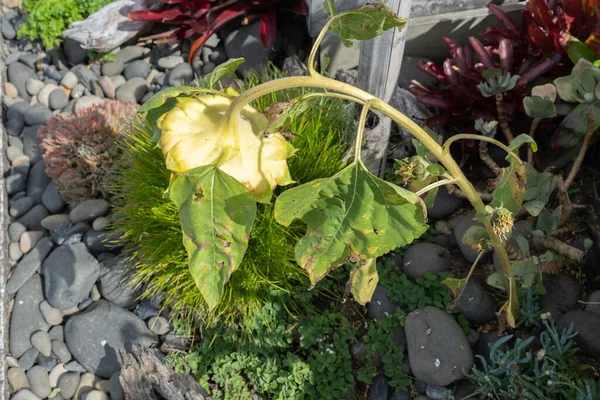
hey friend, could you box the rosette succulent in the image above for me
[38,99,137,205]
[156,93,296,204]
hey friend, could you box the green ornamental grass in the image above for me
[108,71,352,325]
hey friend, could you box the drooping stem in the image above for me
[415,178,459,197]
[354,100,374,162]
[224,73,519,325]
[564,105,595,190]
[495,92,514,142]
[443,133,521,162]
[452,251,484,304]
[306,15,339,77]
[527,118,540,164]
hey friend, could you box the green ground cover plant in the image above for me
[18,0,113,48]
[166,298,356,400]
[466,316,600,399]
[109,70,352,325]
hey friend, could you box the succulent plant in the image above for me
[38,99,137,205]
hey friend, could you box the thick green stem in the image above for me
[443,134,521,163]
[225,74,519,325]
[354,101,373,162]
[415,178,459,197]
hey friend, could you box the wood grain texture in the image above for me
[120,345,212,400]
[63,0,162,52]
[358,0,411,176]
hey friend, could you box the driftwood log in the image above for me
[119,345,212,400]
[63,0,162,52]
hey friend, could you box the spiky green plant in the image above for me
[108,72,352,325]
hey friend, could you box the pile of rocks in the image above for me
[0,4,240,400]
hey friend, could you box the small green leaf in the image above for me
[554,75,582,102]
[481,68,502,81]
[511,259,540,288]
[442,277,467,296]
[422,187,438,209]
[274,161,427,286]
[321,53,331,74]
[461,225,490,251]
[516,236,530,258]
[508,133,538,154]
[329,3,407,47]
[531,83,557,102]
[538,250,558,262]
[170,165,257,310]
[567,41,597,64]
[426,164,445,176]
[523,96,557,119]
[349,258,379,305]
[200,58,245,88]
[486,271,505,290]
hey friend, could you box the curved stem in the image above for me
[443,133,522,163]
[307,17,338,77]
[301,92,365,105]
[354,100,373,162]
[415,178,459,197]
[224,73,519,325]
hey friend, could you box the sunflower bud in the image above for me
[485,205,513,241]
[156,94,296,203]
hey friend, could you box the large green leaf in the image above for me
[324,1,406,47]
[169,165,257,310]
[523,96,557,119]
[348,258,379,305]
[274,162,427,286]
[550,102,600,148]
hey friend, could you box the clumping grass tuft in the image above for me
[108,71,353,325]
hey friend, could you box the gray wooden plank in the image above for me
[357,0,411,175]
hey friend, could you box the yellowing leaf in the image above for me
[349,258,379,305]
[156,94,296,203]
[169,165,257,310]
[491,163,526,215]
[275,161,428,286]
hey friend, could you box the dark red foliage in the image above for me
[408,1,600,131]
[129,0,308,64]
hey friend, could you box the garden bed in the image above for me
[1,0,600,400]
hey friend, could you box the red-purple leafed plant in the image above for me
[129,0,308,64]
[410,1,600,134]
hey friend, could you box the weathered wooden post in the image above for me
[357,0,411,176]
[307,0,411,176]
